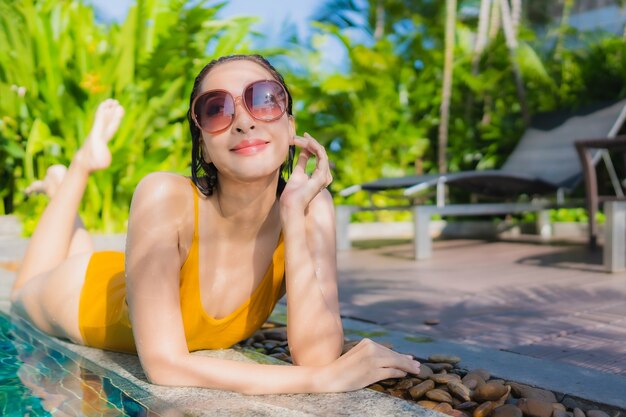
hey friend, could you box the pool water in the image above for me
[0,311,156,416]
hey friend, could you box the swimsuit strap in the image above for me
[188,179,199,240]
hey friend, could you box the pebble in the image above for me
[263,329,287,341]
[517,398,554,417]
[462,374,486,390]
[474,401,494,417]
[553,409,570,417]
[425,362,454,372]
[389,389,406,399]
[417,364,434,379]
[434,403,455,415]
[474,382,508,402]
[417,400,439,409]
[424,318,440,325]
[395,378,417,390]
[587,411,610,417]
[263,341,279,349]
[448,381,471,402]
[241,325,622,417]
[429,354,462,364]
[409,380,435,400]
[493,404,523,417]
[369,384,385,392]
[430,373,461,384]
[493,386,511,408]
[448,409,472,417]
[379,378,399,387]
[508,382,557,403]
[456,402,479,410]
[426,389,453,404]
[471,369,492,381]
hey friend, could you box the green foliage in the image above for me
[0,0,256,233]
[305,0,626,222]
[2,0,625,232]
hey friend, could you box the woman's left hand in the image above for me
[280,132,332,213]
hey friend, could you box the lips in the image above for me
[231,139,270,155]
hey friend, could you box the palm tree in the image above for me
[499,0,530,124]
[438,0,456,174]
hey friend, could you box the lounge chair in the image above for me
[337,99,626,259]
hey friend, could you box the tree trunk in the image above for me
[439,0,457,174]
[511,0,521,38]
[374,0,385,41]
[555,0,574,60]
[488,0,501,40]
[499,0,530,125]
[472,0,491,73]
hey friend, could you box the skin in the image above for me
[10,59,420,395]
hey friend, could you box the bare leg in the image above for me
[12,99,124,294]
[27,165,96,257]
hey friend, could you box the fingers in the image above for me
[293,133,333,188]
[348,338,421,376]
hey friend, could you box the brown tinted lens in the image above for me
[244,81,287,121]
[195,91,234,133]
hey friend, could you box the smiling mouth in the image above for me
[231,139,270,154]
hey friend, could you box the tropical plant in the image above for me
[0,0,257,233]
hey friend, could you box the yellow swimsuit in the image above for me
[78,181,285,353]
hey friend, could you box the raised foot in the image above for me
[25,165,68,198]
[75,99,125,172]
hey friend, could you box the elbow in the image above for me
[290,344,342,367]
[140,352,189,387]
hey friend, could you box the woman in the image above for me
[11,54,420,394]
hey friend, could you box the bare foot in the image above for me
[25,165,67,197]
[75,99,125,172]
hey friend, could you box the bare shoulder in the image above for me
[128,172,195,242]
[132,172,192,204]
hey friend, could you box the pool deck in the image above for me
[1,231,626,414]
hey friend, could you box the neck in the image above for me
[212,172,281,235]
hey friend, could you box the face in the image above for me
[196,60,295,184]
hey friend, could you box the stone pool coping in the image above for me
[3,296,624,415]
[0,301,438,416]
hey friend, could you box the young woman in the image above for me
[11,54,420,394]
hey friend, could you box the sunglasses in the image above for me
[191,79,288,134]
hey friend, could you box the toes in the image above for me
[24,180,45,195]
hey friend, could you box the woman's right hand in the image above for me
[314,338,421,393]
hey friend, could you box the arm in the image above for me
[125,173,318,394]
[280,135,343,366]
[126,172,420,395]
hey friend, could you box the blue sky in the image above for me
[88,0,345,67]
[90,0,318,37]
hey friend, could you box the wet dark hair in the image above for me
[187,54,295,197]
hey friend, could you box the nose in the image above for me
[231,96,255,133]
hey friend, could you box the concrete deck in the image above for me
[2,231,626,413]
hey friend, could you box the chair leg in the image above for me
[412,206,432,260]
[604,201,626,272]
[536,209,552,240]
[336,205,356,251]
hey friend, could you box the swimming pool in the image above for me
[0,310,174,416]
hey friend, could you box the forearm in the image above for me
[147,353,322,395]
[281,208,343,365]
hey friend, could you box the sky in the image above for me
[88,0,345,66]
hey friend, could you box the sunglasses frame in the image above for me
[191,79,288,134]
